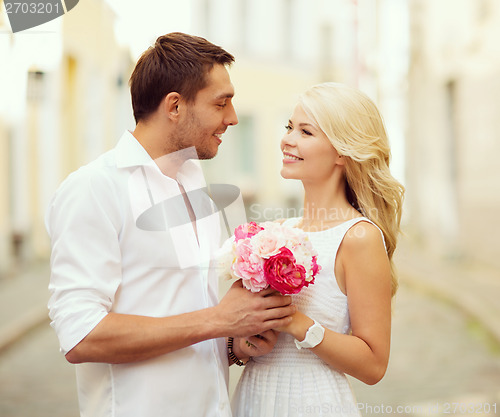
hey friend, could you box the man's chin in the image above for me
[196,149,218,160]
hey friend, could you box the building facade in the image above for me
[0,0,132,276]
[406,0,500,266]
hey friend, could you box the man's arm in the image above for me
[65,280,294,364]
[48,169,294,364]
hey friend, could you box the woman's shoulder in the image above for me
[342,219,386,253]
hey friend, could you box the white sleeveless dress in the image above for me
[231,217,380,417]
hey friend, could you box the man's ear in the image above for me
[162,92,182,121]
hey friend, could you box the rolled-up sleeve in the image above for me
[46,167,123,354]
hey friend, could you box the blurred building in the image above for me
[406,0,500,266]
[0,8,11,275]
[0,0,132,276]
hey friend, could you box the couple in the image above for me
[46,33,404,417]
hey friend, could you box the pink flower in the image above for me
[218,221,321,295]
[311,255,320,277]
[232,239,267,292]
[234,222,264,242]
[251,228,286,258]
[302,255,320,287]
[264,247,307,295]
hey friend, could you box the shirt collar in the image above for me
[114,130,205,187]
[115,131,155,169]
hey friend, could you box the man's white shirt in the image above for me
[46,131,231,417]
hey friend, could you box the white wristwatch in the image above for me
[295,320,325,350]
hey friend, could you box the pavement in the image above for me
[395,237,500,347]
[0,261,51,354]
[0,235,499,354]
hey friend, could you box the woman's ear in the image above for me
[162,92,182,121]
[337,155,345,166]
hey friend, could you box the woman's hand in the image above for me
[273,311,314,342]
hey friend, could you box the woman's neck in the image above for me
[300,177,360,231]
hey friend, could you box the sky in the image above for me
[103,0,193,59]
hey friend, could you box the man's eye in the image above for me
[217,103,227,108]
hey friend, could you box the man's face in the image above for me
[173,64,238,159]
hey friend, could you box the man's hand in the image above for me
[215,280,296,338]
[64,279,295,364]
[231,330,279,364]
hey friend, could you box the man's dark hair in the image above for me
[129,32,235,123]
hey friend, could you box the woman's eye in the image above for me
[285,124,292,132]
[302,129,312,136]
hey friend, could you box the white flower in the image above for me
[250,226,287,258]
[215,236,237,279]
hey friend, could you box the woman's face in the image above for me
[280,104,343,182]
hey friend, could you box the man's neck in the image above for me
[132,124,195,179]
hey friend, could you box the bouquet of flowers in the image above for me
[218,221,321,295]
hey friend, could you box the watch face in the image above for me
[309,326,323,345]
[295,322,325,349]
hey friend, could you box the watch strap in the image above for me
[295,320,325,350]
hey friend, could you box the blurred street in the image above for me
[0,262,80,417]
[0,320,79,417]
[1,240,499,417]
[351,283,500,417]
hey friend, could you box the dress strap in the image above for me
[280,216,386,250]
[341,217,386,251]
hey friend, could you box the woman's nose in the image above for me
[280,132,297,150]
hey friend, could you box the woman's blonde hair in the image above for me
[299,82,405,296]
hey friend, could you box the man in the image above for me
[46,32,294,417]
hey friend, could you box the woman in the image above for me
[231,82,405,416]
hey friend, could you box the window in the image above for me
[27,70,45,102]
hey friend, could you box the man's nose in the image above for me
[225,103,238,126]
